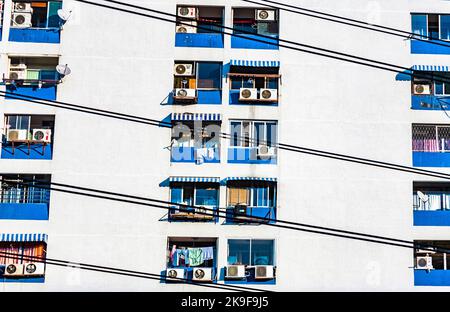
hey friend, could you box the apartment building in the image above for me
[0,0,449,291]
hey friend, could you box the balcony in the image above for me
[9,27,60,44]
[168,205,218,222]
[415,269,450,286]
[227,147,277,164]
[170,146,220,164]
[412,124,450,167]
[225,206,276,224]
[175,33,223,48]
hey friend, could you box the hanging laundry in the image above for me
[188,248,204,267]
[201,247,214,261]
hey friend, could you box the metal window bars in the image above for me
[412,124,450,152]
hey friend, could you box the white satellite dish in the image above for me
[56,64,71,76]
[417,191,429,203]
[57,9,72,21]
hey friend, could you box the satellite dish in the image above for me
[56,64,71,76]
[57,9,72,21]
[417,191,429,203]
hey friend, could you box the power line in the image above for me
[0,250,266,292]
[243,0,450,48]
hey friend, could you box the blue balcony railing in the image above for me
[225,206,276,224]
[168,205,218,222]
[0,187,50,220]
[9,28,60,44]
[411,95,450,110]
[231,34,279,50]
[1,142,53,160]
[171,146,220,163]
[413,192,450,226]
[414,269,450,286]
[411,39,450,55]
[175,33,224,48]
[227,147,277,164]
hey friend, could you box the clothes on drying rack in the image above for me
[187,248,204,267]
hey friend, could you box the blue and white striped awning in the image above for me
[223,177,277,182]
[171,113,222,122]
[230,60,280,67]
[412,65,450,72]
[0,233,48,243]
[169,177,220,183]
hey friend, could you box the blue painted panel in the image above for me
[1,143,53,160]
[197,90,222,104]
[227,147,277,164]
[414,269,450,286]
[413,151,450,167]
[0,203,49,220]
[411,39,450,54]
[229,90,278,106]
[175,33,224,48]
[414,210,450,226]
[0,277,45,283]
[9,28,60,44]
[411,95,450,110]
[171,147,220,163]
[5,85,57,101]
[231,34,279,50]
[225,207,276,224]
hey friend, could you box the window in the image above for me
[4,115,55,141]
[413,182,450,211]
[230,120,277,148]
[6,57,60,83]
[411,14,450,40]
[0,242,46,273]
[227,239,274,266]
[11,1,62,28]
[171,121,221,148]
[173,61,222,90]
[227,181,276,207]
[170,183,219,207]
[414,241,450,270]
[167,237,216,268]
[233,8,279,36]
[0,174,50,204]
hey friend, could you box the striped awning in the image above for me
[169,177,220,183]
[412,65,450,72]
[223,177,277,182]
[230,60,280,67]
[171,113,222,122]
[0,233,48,243]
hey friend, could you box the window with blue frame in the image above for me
[172,61,222,104]
[166,237,217,282]
[9,1,62,43]
[232,8,279,50]
[175,6,224,48]
[411,14,450,54]
[414,240,450,286]
[229,65,280,104]
[413,182,450,226]
[228,239,274,265]
[0,241,46,281]
[0,174,51,220]
[171,120,221,163]
[412,124,450,167]
[226,180,276,223]
[169,182,219,221]
[410,71,450,110]
[2,114,54,160]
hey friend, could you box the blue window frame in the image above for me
[230,120,277,148]
[227,239,274,266]
[411,14,450,54]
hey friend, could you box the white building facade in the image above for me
[0,0,449,291]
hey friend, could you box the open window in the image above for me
[172,61,222,104]
[2,114,55,159]
[226,239,275,282]
[166,237,217,283]
[10,1,62,29]
[4,56,60,85]
[176,6,223,34]
[233,8,278,36]
[0,241,47,280]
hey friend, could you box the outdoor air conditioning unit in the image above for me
[255,9,276,21]
[12,12,32,28]
[3,264,24,276]
[226,265,246,279]
[174,88,196,99]
[413,84,431,95]
[257,145,276,157]
[416,256,433,270]
[192,267,213,282]
[174,63,194,76]
[13,2,33,13]
[9,63,27,79]
[166,268,185,281]
[178,7,197,18]
[7,129,28,141]
[259,88,278,101]
[176,24,197,33]
[23,262,45,276]
[254,265,274,279]
[239,88,258,100]
[32,129,52,143]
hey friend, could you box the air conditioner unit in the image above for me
[257,145,276,157]
[192,267,213,282]
[166,268,185,281]
[11,12,32,28]
[413,84,431,95]
[255,265,274,279]
[174,63,194,76]
[226,265,246,279]
[255,9,276,21]
[416,256,433,270]
[176,25,197,33]
[3,264,24,276]
[7,129,28,141]
[232,204,248,222]
[239,88,258,100]
[9,64,27,80]
[32,129,52,143]
[178,7,197,19]
[174,88,196,99]
[23,262,45,276]
[13,2,33,13]
[259,88,278,101]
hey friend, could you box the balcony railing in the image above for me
[225,206,276,224]
[413,193,450,211]
[1,187,50,204]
